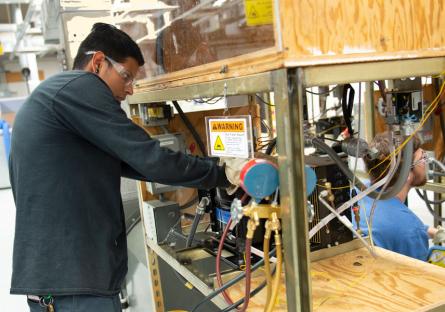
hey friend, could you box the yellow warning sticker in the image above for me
[210,121,245,132]
[214,136,225,151]
[244,0,273,26]
[0,42,3,56]
[207,117,251,158]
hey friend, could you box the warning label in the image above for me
[207,117,251,158]
[244,0,273,26]
[211,121,245,132]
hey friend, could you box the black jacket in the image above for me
[9,71,229,296]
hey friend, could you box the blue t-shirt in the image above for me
[353,196,429,261]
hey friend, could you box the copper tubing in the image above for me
[238,238,252,312]
[265,233,282,312]
[216,218,235,305]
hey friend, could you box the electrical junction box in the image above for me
[146,133,186,195]
[142,200,181,243]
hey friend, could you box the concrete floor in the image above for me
[0,188,27,311]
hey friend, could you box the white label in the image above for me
[208,118,250,158]
[143,202,157,241]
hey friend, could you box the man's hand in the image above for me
[219,154,278,195]
[433,226,445,245]
[219,157,249,187]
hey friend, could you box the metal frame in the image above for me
[129,56,445,312]
[128,71,274,104]
[145,239,227,309]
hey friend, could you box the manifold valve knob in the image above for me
[230,198,243,223]
[307,201,315,223]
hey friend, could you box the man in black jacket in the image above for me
[9,23,232,311]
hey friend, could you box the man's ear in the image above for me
[88,52,105,74]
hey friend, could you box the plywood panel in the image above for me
[134,48,283,92]
[226,247,445,311]
[132,1,445,92]
[282,0,445,63]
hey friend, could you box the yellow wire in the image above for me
[316,183,350,190]
[432,70,445,79]
[317,124,343,136]
[365,79,445,247]
[368,80,445,175]
[239,253,246,271]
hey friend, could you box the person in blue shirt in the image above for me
[354,132,441,261]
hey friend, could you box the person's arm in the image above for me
[53,73,230,189]
[427,225,445,244]
[426,225,438,239]
[121,162,149,181]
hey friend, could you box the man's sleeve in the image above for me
[52,73,229,189]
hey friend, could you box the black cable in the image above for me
[190,249,277,312]
[341,84,355,138]
[415,188,445,205]
[192,97,223,104]
[171,100,207,156]
[377,80,386,104]
[415,189,445,222]
[265,138,277,155]
[186,212,202,247]
[220,263,278,312]
[305,85,338,95]
[255,94,275,107]
[321,137,341,143]
[179,196,199,210]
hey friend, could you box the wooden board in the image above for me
[130,0,445,92]
[281,0,445,65]
[226,246,445,311]
[134,48,284,92]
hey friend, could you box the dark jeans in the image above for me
[27,294,122,312]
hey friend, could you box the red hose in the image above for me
[238,238,252,312]
[216,218,235,305]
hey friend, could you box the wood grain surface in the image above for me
[225,246,445,311]
[130,0,445,92]
[282,0,445,62]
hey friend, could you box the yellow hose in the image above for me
[263,225,272,304]
[265,232,282,312]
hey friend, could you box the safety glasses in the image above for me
[85,51,135,87]
[411,150,428,169]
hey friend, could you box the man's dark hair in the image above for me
[364,131,422,187]
[72,23,144,70]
